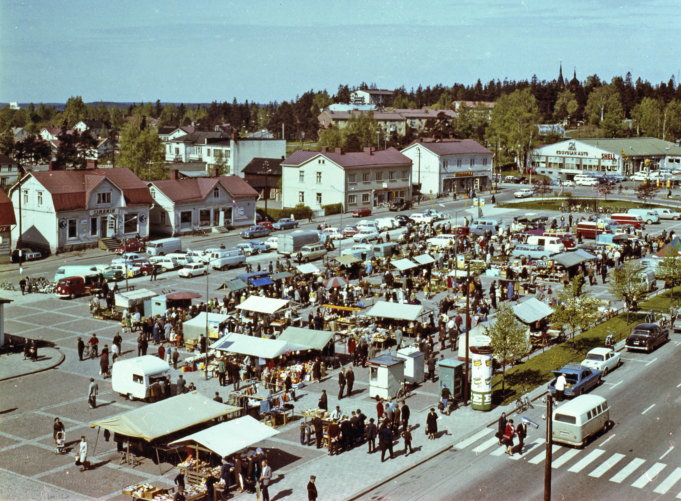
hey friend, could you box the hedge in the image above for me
[257,204,312,222]
[323,203,343,216]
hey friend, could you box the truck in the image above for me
[277,230,320,256]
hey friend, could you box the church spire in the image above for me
[558,61,565,88]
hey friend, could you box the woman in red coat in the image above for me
[376,399,384,420]
[503,419,516,456]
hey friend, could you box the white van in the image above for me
[375,217,399,231]
[149,255,179,271]
[112,356,171,401]
[210,249,246,271]
[526,236,565,255]
[627,209,660,224]
[54,265,102,282]
[146,237,182,256]
[552,394,610,447]
[638,268,657,292]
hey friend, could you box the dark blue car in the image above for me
[548,363,602,398]
[240,225,271,239]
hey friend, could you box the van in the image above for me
[574,174,599,186]
[340,244,374,261]
[552,394,610,447]
[510,244,549,260]
[576,222,613,239]
[543,231,575,250]
[627,209,660,225]
[54,265,102,283]
[610,213,645,229]
[372,242,400,258]
[146,237,182,256]
[374,218,399,231]
[278,230,320,256]
[112,356,171,401]
[149,255,179,271]
[470,218,505,236]
[55,275,98,299]
[296,243,327,262]
[210,249,246,271]
[638,268,657,292]
[526,236,565,255]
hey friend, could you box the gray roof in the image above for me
[578,138,681,157]
[513,298,554,324]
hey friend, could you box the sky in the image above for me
[1,0,679,104]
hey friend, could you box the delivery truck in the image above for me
[277,230,320,256]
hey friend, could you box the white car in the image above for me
[514,188,534,198]
[185,250,211,263]
[409,213,435,224]
[265,236,279,249]
[356,220,378,231]
[321,227,344,240]
[576,178,599,186]
[631,172,650,182]
[422,209,445,221]
[353,228,380,243]
[640,257,661,276]
[167,253,194,266]
[111,252,143,265]
[649,171,673,180]
[655,209,681,220]
[109,263,138,277]
[178,263,208,278]
[561,180,576,187]
[426,235,457,249]
[580,347,621,376]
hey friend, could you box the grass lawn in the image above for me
[565,126,604,139]
[491,312,646,406]
[497,198,673,212]
[640,286,681,312]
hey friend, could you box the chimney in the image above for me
[170,169,178,180]
[334,147,344,155]
[212,167,219,178]
[86,159,97,170]
[321,147,328,153]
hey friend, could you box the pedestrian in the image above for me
[504,419,516,456]
[338,367,346,400]
[300,420,308,446]
[77,337,85,361]
[497,412,507,445]
[403,425,414,456]
[366,417,377,453]
[172,348,179,370]
[218,357,226,386]
[173,487,185,501]
[233,455,244,493]
[88,334,99,358]
[327,419,340,456]
[516,420,527,454]
[555,373,567,402]
[401,402,410,430]
[441,383,451,415]
[379,422,394,462]
[427,355,436,382]
[307,475,318,501]
[111,342,120,364]
[346,366,354,398]
[671,306,678,328]
[213,391,223,403]
[176,374,186,395]
[53,417,65,452]
[318,389,328,411]
[76,436,88,471]
[426,408,438,440]
[19,277,26,295]
[220,457,232,493]
[393,403,401,433]
[376,399,384,420]
[174,470,186,492]
[100,350,109,378]
[312,357,321,383]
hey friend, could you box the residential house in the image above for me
[157,126,177,142]
[12,127,29,142]
[214,123,232,134]
[452,101,495,112]
[9,102,20,110]
[0,189,16,263]
[394,107,457,133]
[9,166,153,254]
[281,147,412,211]
[350,89,394,106]
[242,157,284,201]
[40,128,64,141]
[401,138,493,195]
[74,120,107,138]
[0,153,20,188]
[318,110,407,137]
[148,169,259,236]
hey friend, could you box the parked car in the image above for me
[426,235,457,249]
[510,244,550,261]
[654,208,681,220]
[422,209,445,221]
[265,236,279,250]
[630,172,650,182]
[114,239,146,255]
[342,225,360,237]
[178,262,208,278]
[184,250,211,263]
[409,213,435,224]
[625,323,669,353]
[353,228,380,243]
[549,180,562,186]
[295,243,328,262]
[395,215,416,227]
[548,363,602,398]
[101,266,125,281]
[562,180,576,187]
[240,225,271,239]
[11,248,42,262]
[580,348,622,376]
[352,207,372,217]
[257,221,274,231]
[129,259,152,276]
[341,244,374,260]
[321,227,344,240]
[272,218,299,230]
[111,252,144,265]
[514,188,534,198]
[237,241,270,256]
[389,198,413,211]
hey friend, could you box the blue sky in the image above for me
[1,0,678,104]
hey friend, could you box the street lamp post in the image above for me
[262,161,271,221]
[205,268,210,381]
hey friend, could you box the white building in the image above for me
[350,89,394,106]
[530,138,681,180]
[281,147,412,211]
[401,139,493,195]
[9,166,153,254]
[0,153,20,188]
[74,120,107,138]
[148,169,259,236]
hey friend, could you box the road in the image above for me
[357,335,681,501]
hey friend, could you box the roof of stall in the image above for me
[236,296,289,315]
[365,301,423,321]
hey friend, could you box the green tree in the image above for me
[631,97,663,138]
[56,128,98,169]
[484,303,530,394]
[335,85,352,104]
[663,100,681,141]
[552,276,601,348]
[655,255,681,304]
[553,89,578,124]
[62,96,88,128]
[212,150,230,176]
[609,261,648,323]
[319,125,343,150]
[311,91,334,114]
[343,111,379,149]
[585,84,623,126]
[635,181,661,204]
[117,122,166,180]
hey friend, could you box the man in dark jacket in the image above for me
[379,423,394,462]
[338,368,346,400]
[401,402,410,430]
[312,415,324,449]
[497,412,507,445]
[176,375,186,395]
[318,389,328,411]
[345,366,354,398]
[312,358,321,383]
[307,475,318,501]
[356,409,366,444]
[366,418,378,453]
[327,420,340,456]
[77,337,85,361]
[340,416,353,452]
[427,356,436,382]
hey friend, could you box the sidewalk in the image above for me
[0,347,65,381]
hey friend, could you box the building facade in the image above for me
[148,169,259,236]
[401,139,493,195]
[9,167,153,254]
[281,147,412,211]
[350,89,394,106]
[318,110,407,137]
[530,138,681,180]
[242,157,284,201]
[0,153,20,188]
[0,189,16,263]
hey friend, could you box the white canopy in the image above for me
[413,254,436,265]
[115,288,158,308]
[210,333,308,359]
[184,312,230,339]
[236,296,290,315]
[513,298,554,324]
[296,263,320,274]
[448,269,469,277]
[169,416,279,457]
[366,301,424,321]
[392,258,419,271]
[278,326,335,351]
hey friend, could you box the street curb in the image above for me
[342,443,454,501]
[0,348,66,382]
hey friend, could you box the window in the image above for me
[554,414,576,424]
[316,193,322,205]
[213,187,219,198]
[97,192,111,205]
[483,158,488,166]
[150,188,156,198]
[362,173,370,182]
[362,193,370,203]
[67,219,77,239]
[457,159,462,167]
[90,218,97,236]
[389,171,396,180]
[23,190,28,204]
[37,191,43,206]
[123,213,138,233]
[402,170,409,179]
[299,192,305,203]
[160,212,166,225]
[587,410,593,420]
[398,190,406,197]
[470,158,475,167]
[175,147,179,155]
[0,178,6,186]
[196,147,202,156]
[207,149,211,157]
[299,171,305,182]
[316,172,322,183]
[348,174,357,184]
[348,195,357,204]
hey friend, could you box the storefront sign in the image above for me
[601,153,617,160]
[90,208,119,216]
[454,172,474,178]
[233,206,248,220]
[0,226,9,232]
[556,142,589,157]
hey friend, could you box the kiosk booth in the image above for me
[150,291,202,317]
[111,356,171,401]
[395,346,425,384]
[367,355,405,400]
[115,288,158,316]
[438,358,464,402]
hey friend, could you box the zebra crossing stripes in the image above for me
[529,445,562,464]
[491,444,509,456]
[588,453,625,478]
[653,467,681,494]
[509,438,543,460]
[610,458,646,484]
[473,437,500,454]
[631,463,666,489]
[552,449,581,469]
[567,449,605,473]
[454,429,493,450]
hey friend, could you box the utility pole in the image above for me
[464,262,471,405]
[544,394,554,501]
[263,161,270,221]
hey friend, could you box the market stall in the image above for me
[150,291,202,317]
[183,312,230,340]
[513,297,556,346]
[278,326,335,351]
[237,296,290,315]
[270,271,294,281]
[413,254,436,266]
[365,301,424,321]
[251,277,275,288]
[296,263,320,275]
[216,279,248,292]
[115,288,158,317]
[391,258,419,272]
[210,333,308,359]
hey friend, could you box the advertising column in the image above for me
[470,346,493,411]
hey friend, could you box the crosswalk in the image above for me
[454,430,681,495]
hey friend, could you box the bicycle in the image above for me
[82,344,94,359]
[395,380,412,400]
[515,395,534,413]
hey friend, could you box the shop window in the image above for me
[90,218,98,236]
[399,190,406,197]
[299,192,305,203]
[124,213,138,233]
[68,219,77,239]
[299,171,305,182]
[348,195,357,204]
[316,193,322,205]
[97,192,111,205]
[199,209,211,226]
[362,193,370,203]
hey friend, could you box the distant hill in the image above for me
[1,102,216,111]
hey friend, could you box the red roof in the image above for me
[408,139,493,156]
[0,189,16,226]
[30,168,153,211]
[283,147,411,169]
[0,153,17,165]
[151,175,259,203]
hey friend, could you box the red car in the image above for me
[342,225,359,237]
[257,221,274,231]
[352,207,372,217]
[129,259,152,276]
[115,238,146,255]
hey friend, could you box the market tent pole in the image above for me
[155,447,163,476]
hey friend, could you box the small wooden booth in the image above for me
[395,346,425,384]
[367,355,405,400]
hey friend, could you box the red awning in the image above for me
[166,291,202,300]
